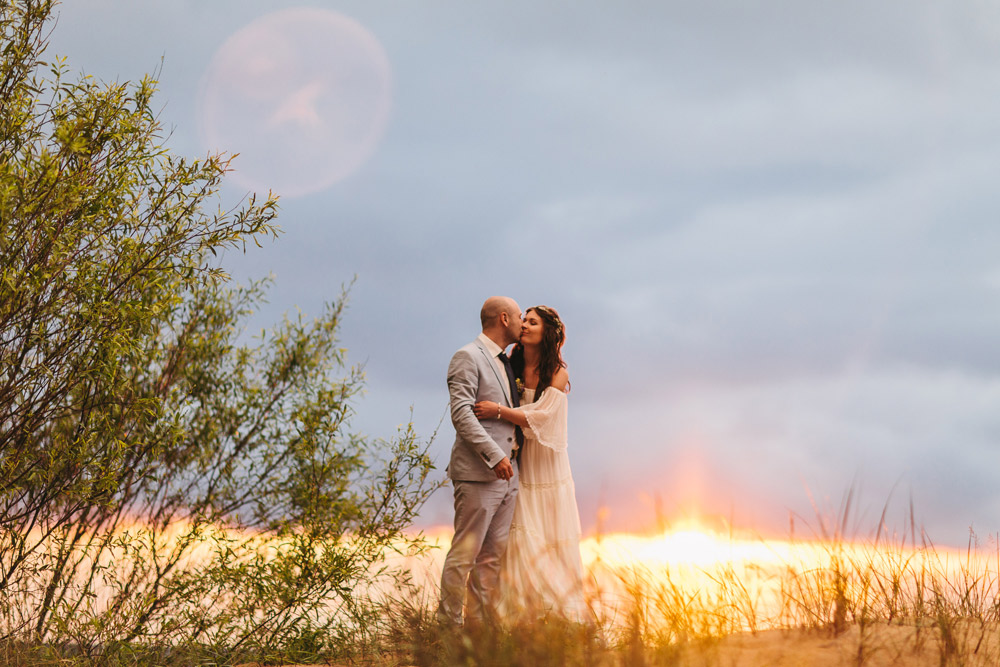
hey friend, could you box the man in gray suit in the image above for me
[438,296,523,627]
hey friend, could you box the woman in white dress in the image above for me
[472,305,589,623]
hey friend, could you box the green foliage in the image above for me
[0,0,438,661]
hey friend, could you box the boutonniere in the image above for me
[515,377,524,398]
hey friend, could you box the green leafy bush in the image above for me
[0,1,437,662]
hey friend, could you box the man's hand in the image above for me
[493,457,513,480]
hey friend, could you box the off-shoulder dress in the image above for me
[498,386,588,622]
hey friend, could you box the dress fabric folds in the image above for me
[498,387,587,622]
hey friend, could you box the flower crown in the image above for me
[532,305,564,338]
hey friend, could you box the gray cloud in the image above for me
[50,0,1000,547]
[567,368,1000,544]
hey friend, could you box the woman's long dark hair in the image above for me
[510,305,566,403]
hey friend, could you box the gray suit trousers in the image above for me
[438,475,519,625]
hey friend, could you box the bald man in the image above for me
[438,296,523,627]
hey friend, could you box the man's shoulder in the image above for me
[453,338,485,357]
[449,340,484,366]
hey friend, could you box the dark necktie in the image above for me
[497,351,525,456]
[497,351,519,408]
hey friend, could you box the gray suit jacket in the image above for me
[446,337,518,482]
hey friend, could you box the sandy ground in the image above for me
[238,621,1000,666]
[674,623,999,666]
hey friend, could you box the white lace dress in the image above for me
[498,387,588,622]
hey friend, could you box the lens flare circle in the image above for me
[198,8,392,197]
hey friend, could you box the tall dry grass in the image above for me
[380,504,1000,667]
[2,504,999,666]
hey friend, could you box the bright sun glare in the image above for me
[398,513,994,632]
[21,511,998,637]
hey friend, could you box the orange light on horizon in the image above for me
[11,514,998,636]
[401,514,999,631]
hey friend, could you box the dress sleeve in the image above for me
[518,387,568,452]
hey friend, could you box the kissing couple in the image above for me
[437,296,589,627]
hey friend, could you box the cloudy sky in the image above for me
[50,1,1000,547]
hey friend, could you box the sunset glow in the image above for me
[397,515,999,632]
[11,511,1000,643]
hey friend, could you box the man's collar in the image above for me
[477,332,504,358]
